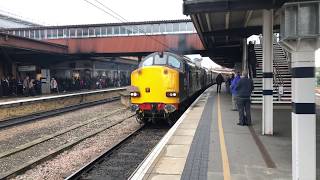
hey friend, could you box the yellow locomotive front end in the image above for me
[130,52,184,124]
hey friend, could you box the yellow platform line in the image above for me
[217,94,231,180]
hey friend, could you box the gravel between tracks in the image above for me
[0,101,123,152]
[11,117,141,180]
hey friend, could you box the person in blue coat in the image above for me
[230,72,241,111]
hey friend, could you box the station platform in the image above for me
[131,85,320,180]
[0,87,125,104]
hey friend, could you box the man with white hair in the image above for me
[235,71,254,126]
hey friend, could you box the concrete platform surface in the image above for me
[130,85,320,180]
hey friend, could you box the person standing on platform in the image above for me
[235,71,254,126]
[23,76,30,96]
[248,41,257,78]
[215,73,224,93]
[230,72,241,111]
[29,79,36,96]
[50,78,59,93]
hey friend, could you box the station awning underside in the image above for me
[0,33,71,65]
[183,0,289,67]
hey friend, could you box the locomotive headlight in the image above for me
[166,92,178,97]
[130,92,140,97]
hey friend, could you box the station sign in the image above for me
[18,65,36,72]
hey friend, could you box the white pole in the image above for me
[291,42,316,179]
[262,9,274,135]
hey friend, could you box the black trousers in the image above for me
[216,83,222,93]
[250,64,257,78]
[237,97,251,125]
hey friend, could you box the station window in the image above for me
[160,24,166,33]
[63,29,69,38]
[70,29,76,37]
[52,29,57,38]
[187,22,194,31]
[138,25,145,34]
[95,27,101,36]
[35,30,40,39]
[168,56,181,69]
[101,27,107,36]
[58,29,63,38]
[141,57,153,67]
[173,23,179,32]
[132,26,138,34]
[77,28,83,37]
[153,24,160,33]
[40,30,46,39]
[120,26,126,34]
[166,23,173,32]
[127,26,133,35]
[179,23,186,31]
[30,30,35,38]
[83,28,88,36]
[114,26,120,34]
[89,28,95,36]
[107,27,113,35]
[145,25,152,33]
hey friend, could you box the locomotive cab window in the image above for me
[142,57,153,67]
[168,56,181,69]
[154,54,167,65]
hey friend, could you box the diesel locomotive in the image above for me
[130,52,215,125]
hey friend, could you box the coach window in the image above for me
[168,56,181,69]
[77,28,83,37]
[141,57,153,67]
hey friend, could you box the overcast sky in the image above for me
[0,0,189,25]
[0,0,318,67]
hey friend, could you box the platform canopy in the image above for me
[183,0,290,67]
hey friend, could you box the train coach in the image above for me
[129,52,216,125]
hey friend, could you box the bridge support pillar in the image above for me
[279,2,319,179]
[242,38,248,72]
[262,9,273,135]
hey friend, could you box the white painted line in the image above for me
[0,87,126,106]
[129,87,211,180]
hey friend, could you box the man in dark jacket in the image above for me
[235,71,254,126]
[215,73,224,93]
[248,41,257,78]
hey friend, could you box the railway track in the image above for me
[0,96,120,129]
[0,108,135,179]
[65,124,169,180]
